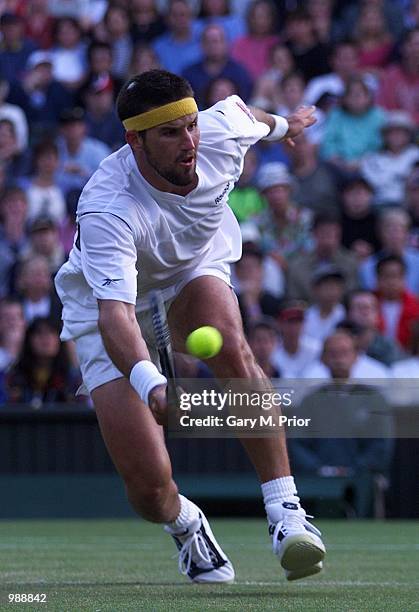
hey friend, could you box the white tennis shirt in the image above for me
[55,96,270,339]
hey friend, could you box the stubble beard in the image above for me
[143,140,197,187]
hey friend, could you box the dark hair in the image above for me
[341,76,372,112]
[280,70,306,89]
[312,210,341,229]
[53,16,81,44]
[376,254,406,276]
[116,69,194,123]
[11,317,70,391]
[247,316,280,337]
[87,40,112,63]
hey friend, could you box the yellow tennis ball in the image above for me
[186,326,223,359]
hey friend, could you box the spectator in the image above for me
[391,321,419,377]
[340,175,379,260]
[289,332,393,517]
[198,0,245,44]
[50,17,86,89]
[15,255,62,325]
[0,186,28,297]
[24,0,56,49]
[103,4,132,80]
[252,162,312,271]
[303,266,346,342]
[303,40,359,107]
[407,167,419,250]
[286,211,358,303]
[354,3,394,71]
[56,106,110,194]
[83,75,125,150]
[0,12,36,84]
[234,243,281,332]
[0,297,26,373]
[7,317,76,405]
[0,77,28,152]
[336,0,405,42]
[228,149,265,223]
[306,0,336,45]
[276,71,325,144]
[347,289,405,366]
[359,208,419,295]
[203,75,238,107]
[7,50,73,140]
[129,43,160,77]
[321,76,386,176]
[289,133,338,213]
[153,0,203,75]
[0,118,29,181]
[247,318,281,378]
[284,8,331,82]
[303,328,389,379]
[22,215,66,275]
[377,27,419,124]
[336,319,391,377]
[130,0,166,45]
[375,254,419,350]
[272,300,321,378]
[19,141,66,224]
[183,23,253,109]
[79,41,123,102]
[361,112,419,207]
[251,43,295,111]
[231,0,280,80]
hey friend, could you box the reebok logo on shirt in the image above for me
[215,182,230,206]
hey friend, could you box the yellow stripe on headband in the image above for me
[122,97,198,131]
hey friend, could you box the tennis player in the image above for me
[55,69,325,583]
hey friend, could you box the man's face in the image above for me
[140,113,200,187]
[202,26,227,62]
[322,333,357,379]
[314,222,341,256]
[314,278,344,308]
[342,184,371,217]
[377,262,405,299]
[249,327,277,363]
[264,184,291,215]
[332,44,358,77]
[349,293,378,329]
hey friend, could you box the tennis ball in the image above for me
[186,326,223,359]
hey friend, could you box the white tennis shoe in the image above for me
[165,509,235,583]
[268,501,326,581]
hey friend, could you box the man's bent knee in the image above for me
[125,475,179,523]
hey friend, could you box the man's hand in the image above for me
[285,106,317,145]
[148,384,168,425]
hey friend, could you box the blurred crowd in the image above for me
[0,0,418,411]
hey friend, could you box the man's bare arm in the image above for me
[98,299,149,377]
[249,105,317,142]
[97,299,168,423]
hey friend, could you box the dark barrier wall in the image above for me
[0,405,418,518]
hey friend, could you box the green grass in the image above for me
[0,519,418,611]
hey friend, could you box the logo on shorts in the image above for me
[102,278,123,286]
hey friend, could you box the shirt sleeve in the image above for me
[210,95,270,147]
[79,212,138,304]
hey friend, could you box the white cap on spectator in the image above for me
[257,162,292,191]
[382,110,415,133]
[27,51,53,70]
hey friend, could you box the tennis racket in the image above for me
[149,290,181,409]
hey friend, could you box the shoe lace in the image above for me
[177,530,213,576]
[272,511,320,555]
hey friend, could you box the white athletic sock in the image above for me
[261,477,300,522]
[167,494,200,533]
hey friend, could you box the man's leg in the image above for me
[92,377,179,522]
[168,276,290,480]
[91,376,235,583]
[168,276,325,579]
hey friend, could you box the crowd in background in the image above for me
[0,0,418,420]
